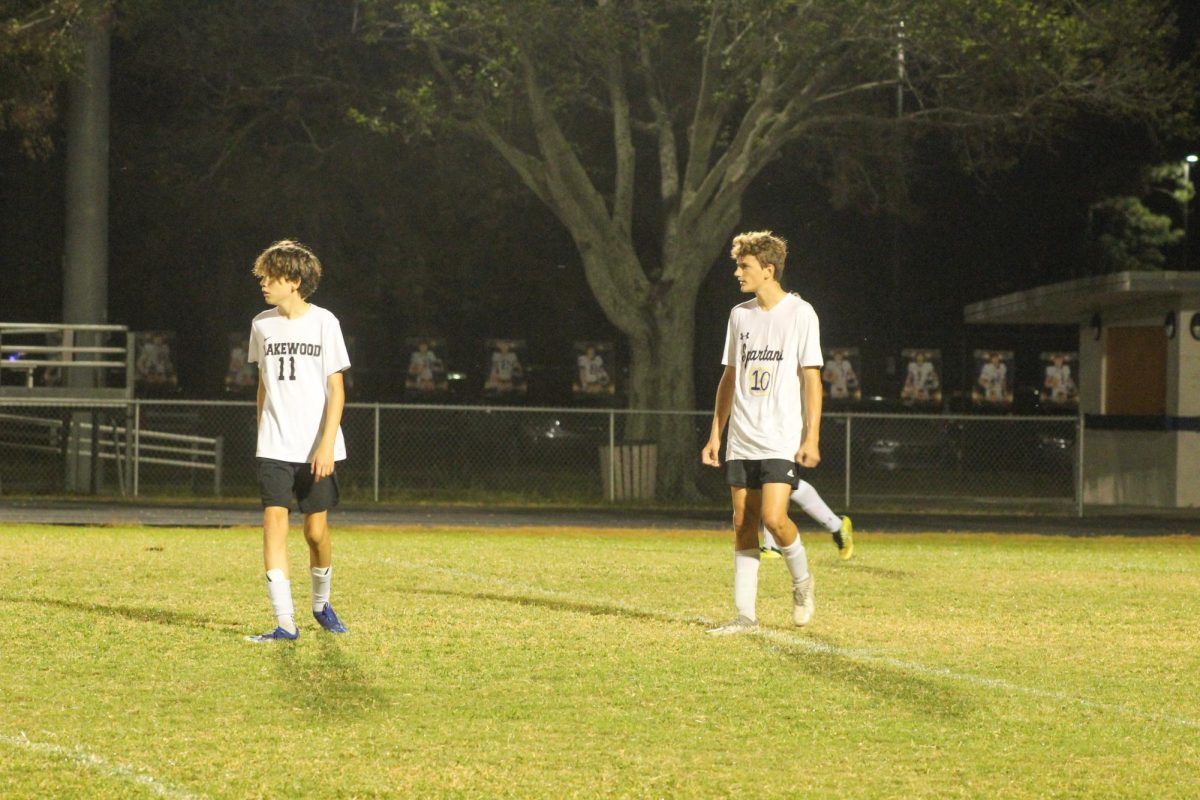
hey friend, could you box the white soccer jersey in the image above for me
[578,354,608,384]
[980,362,1007,399]
[823,359,855,398]
[492,350,521,381]
[1045,364,1073,401]
[409,349,439,380]
[248,304,351,463]
[908,361,938,391]
[722,293,824,461]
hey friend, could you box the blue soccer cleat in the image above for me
[313,603,348,633]
[245,626,299,643]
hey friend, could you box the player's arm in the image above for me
[311,371,345,481]
[255,369,265,426]
[797,366,822,468]
[701,365,735,467]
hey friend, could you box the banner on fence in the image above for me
[135,331,178,391]
[404,338,449,396]
[1040,351,1079,408]
[899,348,941,407]
[483,338,528,397]
[573,341,615,396]
[822,346,861,402]
[224,332,256,391]
[972,349,1014,408]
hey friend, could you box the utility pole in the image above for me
[62,6,111,492]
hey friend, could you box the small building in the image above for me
[965,270,1200,509]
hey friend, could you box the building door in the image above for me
[1104,326,1167,415]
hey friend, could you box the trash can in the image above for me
[599,441,657,501]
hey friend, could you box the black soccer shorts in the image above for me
[724,458,801,490]
[256,457,341,514]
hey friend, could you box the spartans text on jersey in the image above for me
[741,343,783,369]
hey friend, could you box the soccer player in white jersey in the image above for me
[486,340,523,392]
[245,240,352,642]
[577,345,610,393]
[978,352,1007,403]
[1044,354,1074,404]
[822,351,857,400]
[701,231,851,635]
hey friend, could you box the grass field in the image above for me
[2,522,1198,799]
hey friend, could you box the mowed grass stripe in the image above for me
[1,523,1198,799]
[390,558,1200,731]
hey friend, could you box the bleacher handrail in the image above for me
[0,322,134,398]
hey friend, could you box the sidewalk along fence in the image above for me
[0,400,1082,513]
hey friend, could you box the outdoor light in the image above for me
[1185,156,1198,270]
[1191,312,1200,341]
[1165,311,1177,339]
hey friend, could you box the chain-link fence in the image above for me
[0,399,1082,514]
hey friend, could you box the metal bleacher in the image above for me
[0,322,134,398]
[0,323,223,495]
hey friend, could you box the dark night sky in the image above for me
[1,3,1196,406]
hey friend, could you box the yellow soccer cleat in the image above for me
[832,516,854,560]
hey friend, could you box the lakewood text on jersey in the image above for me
[262,342,323,357]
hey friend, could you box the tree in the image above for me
[0,0,88,157]
[360,0,1192,497]
[1088,163,1191,273]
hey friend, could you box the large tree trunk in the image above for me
[625,292,701,500]
[579,243,707,501]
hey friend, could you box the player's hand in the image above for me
[311,448,335,482]
[701,438,721,467]
[796,441,820,468]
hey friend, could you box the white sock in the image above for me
[265,568,296,633]
[311,566,332,613]
[791,481,842,533]
[733,548,761,621]
[779,538,811,585]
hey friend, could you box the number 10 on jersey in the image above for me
[749,367,772,395]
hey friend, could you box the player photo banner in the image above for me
[404,337,448,395]
[972,349,1014,409]
[573,341,615,396]
[822,347,861,402]
[483,338,528,397]
[134,331,179,390]
[1040,351,1079,408]
[899,348,942,407]
[224,332,257,391]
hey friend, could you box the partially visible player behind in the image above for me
[760,481,853,561]
[701,230,828,635]
[245,240,351,642]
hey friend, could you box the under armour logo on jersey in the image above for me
[740,332,750,340]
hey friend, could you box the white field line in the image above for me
[0,732,205,800]
[397,560,1200,731]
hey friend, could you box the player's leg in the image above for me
[262,505,298,631]
[248,458,299,641]
[707,479,761,635]
[298,469,347,634]
[762,476,814,627]
[791,480,854,560]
